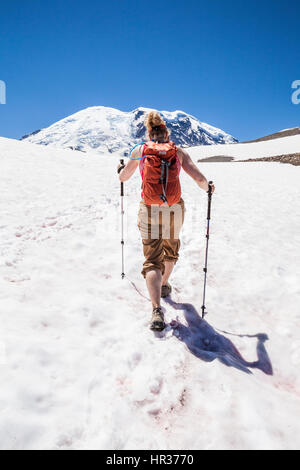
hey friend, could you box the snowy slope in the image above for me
[0,136,300,450]
[190,133,300,161]
[21,106,237,154]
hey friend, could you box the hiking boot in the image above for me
[150,307,166,331]
[161,282,172,298]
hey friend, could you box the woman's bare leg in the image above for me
[146,269,162,308]
[162,260,175,285]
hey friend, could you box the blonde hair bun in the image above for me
[145,111,166,132]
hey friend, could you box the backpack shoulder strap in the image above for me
[168,141,177,152]
[141,143,146,157]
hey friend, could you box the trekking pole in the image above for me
[201,181,213,318]
[119,159,125,279]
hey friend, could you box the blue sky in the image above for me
[0,0,299,141]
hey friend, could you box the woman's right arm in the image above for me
[177,147,215,193]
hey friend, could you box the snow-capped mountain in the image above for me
[21,106,238,154]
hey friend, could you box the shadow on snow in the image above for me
[163,297,273,376]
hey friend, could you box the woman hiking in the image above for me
[118,111,215,332]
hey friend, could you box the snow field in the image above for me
[190,133,300,161]
[0,136,300,449]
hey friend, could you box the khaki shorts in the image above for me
[137,199,185,278]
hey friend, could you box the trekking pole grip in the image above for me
[120,159,124,196]
[207,181,213,220]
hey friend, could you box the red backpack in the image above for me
[141,141,181,206]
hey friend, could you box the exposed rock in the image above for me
[239,153,300,166]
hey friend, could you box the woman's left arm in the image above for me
[118,146,141,182]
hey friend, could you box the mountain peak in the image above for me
[21,106,238,153]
